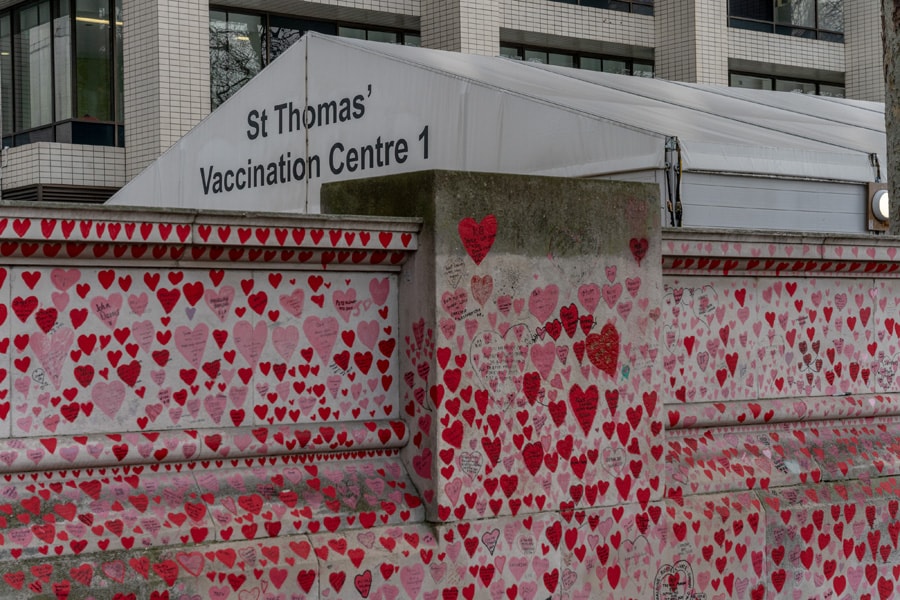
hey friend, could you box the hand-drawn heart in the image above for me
[471,275,493,307]
[471,325,531,405]
[458,215,497,265]
[568,384,599,436]
[586,324,619,378]
[30,328,74,390]
[303,316,339,363]
[630,238,649,266]
[93,381,126,419]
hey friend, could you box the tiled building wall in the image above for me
[123,0,210,181]
[694,0,728,84]
[728,28,845,72]
[655,0,698,82]
[422,0,462,52]
[422,0,500,55]
[655,0,727,85]
[502,0,654,49]
[846,0,885,102]
[2,144,125,190]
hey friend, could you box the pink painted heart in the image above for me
[272,326,300,362]
[369,277,390,306]
[333,289,357,323]
[174,323,209,369]
[302,316,338,363]
[233,320,267,367]
[92,381,126,419]
[205,286,235,322]
[529,285,559,324]
[29,328,74,390]
[471,275,493,307]
[90,293,122,329]
[278,288,304,318]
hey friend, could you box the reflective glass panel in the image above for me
[499,45,520,59]
[580,56,603,71]
[602,59,628,75]
[209,10,263,109]
[775,79,816,94]
[818,83,844,97]
[730,73,773,90]
[15,1,53,130]
[0,15,12,136]
[729,0,773,21]
[338,26,366,40]
[115,0,122,123]
[54,0,71,120]
[524,49,548,64]
[633,62,654,77]
[366,30,398,43]
[775,0,814,28]
[76,0,110,121]
[548,52,574,67]
[817,0,842,31]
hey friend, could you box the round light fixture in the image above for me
[872,189,890,223]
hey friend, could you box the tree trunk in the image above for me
[885,0,900,234]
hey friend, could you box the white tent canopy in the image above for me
[108,33,885,231]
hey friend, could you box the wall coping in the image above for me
[0,202,421,268]
[663,228,900,277]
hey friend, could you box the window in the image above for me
[549,0,653,16]
[502,44,654,77]
[210,8,419,109]
[730,72,844,97]
[0,0,123,148]
[729,0,843,42]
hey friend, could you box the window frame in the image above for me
[501,43,655,78]
[728,0,844,42]
[729,70,845,97]
[546,0,653,17]
[209,6,420,109]
[1,0,123,149]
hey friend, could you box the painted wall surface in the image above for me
[324,172,668,597]
[4,177,900,599]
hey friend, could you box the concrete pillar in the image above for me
[122,0,210,180]
[655,0,729,85]
[323,171,663,537]
[421,0,501,56]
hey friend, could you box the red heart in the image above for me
[585,324,619,378]
[629,238,648,265]
[458,215,497,266]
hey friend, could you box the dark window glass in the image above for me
[730,73,773,90]
[730,0,773,20]
[730,71,843,96]
[15,1,53,130]
[268,15,336,62]
[76,0,112,121]
[728,0,843,40]
[817,0,842,31]
[0,15,13,136]
[1,0,122,147]
[775,0,814,28]
[501,43,654,78]
[548,0,652,15]
[54,0,70,120]
[209,10,263,109]
[210,9,419,108]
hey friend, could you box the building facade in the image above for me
[0,0,884,203]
